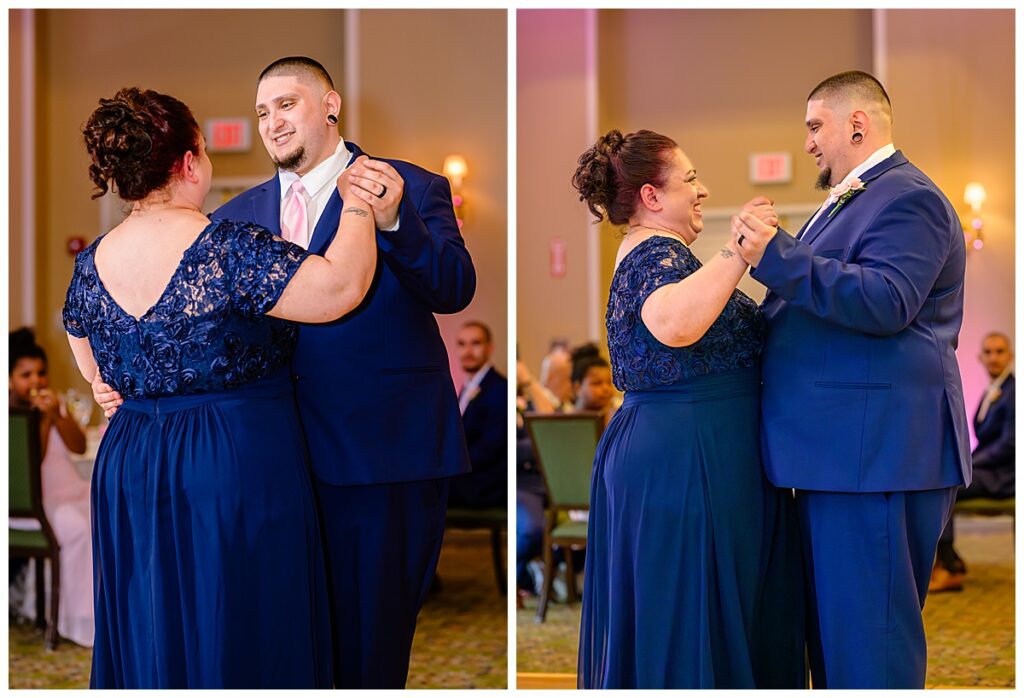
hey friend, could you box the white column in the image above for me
[344,9,361,143]
[584,8,600,341]
[20,9,37,325]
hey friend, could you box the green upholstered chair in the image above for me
[525,412,604,623]
[9,407,61,650]
[445,507,507,594]
[954,497,1015,541]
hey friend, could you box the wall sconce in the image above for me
[443,155,468,229]
[963,182,986,251]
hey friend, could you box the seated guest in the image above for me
[570,343,618,426]
[9,328,93,646]
[450,321,507,509]
[540,341,574,409]
[516,354,548,603]
[931,332,1015,592]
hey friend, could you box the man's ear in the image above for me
[850,109,870,136]
[324,90,342,123]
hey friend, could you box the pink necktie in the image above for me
[281,180,308,245]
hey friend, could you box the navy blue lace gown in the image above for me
[577,236,805,689]
[63,220,331,688]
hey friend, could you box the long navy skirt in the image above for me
[578,367,805,688]
[89,371,332,688]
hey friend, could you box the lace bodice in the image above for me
[606,236,764,391]
[63,219,308,399]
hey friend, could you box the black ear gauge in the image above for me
[327,114,339,125]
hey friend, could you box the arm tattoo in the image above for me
[719,247,736,259]
[343,207,369,218]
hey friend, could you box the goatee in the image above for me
[815,168,832,191]
[272,146,307,173]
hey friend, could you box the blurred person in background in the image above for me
[9,327,91,647]
[931,332,1014,592]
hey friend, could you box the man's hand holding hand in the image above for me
[347,158,405,230]
[733,197,779,268]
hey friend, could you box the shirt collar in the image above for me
[990,364,1014,389]
[278,138,353,201]
[840,143,896,187]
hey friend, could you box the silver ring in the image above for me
[737,234,745,246]
[376,184,387,199]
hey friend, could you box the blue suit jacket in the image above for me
[752,151,971,492]
[449,367,508,507]
[212,142,475,486]
[972,373,1014,496]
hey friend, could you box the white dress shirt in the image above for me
[459,364,492,415]
[977,364,1014,423]
[277,137,398,249]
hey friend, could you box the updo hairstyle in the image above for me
[571,129,679,225]
[82,87,201,201]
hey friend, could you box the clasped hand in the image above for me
[732,196,779,268]
[337,155,405,230]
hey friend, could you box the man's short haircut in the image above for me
[808,70,892,119]
[258,56,334,91]
[983,331,1012,349]
[461,320,492,343]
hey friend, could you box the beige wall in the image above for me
[885,9,1015,409]
[517,10,597,372]
[517,9,1015,417]
[9,11,26,327]
[13,9,506,394]
[358,10,508,387]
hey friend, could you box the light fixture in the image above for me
[963,182,986,251]
[443,155,468,229]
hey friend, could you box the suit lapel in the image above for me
[308,142,365,255]
[252,177,283,236]
[801,151,909,247]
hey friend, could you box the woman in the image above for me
[63,87,382,688]
[572,129,804,688]
[9,328,93,647]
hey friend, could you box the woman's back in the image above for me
[64,218,307,399]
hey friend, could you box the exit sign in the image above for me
[206,118,251,153]
[749,152,791,184]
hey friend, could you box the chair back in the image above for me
[525,412,604,511]
[9,408,44,518]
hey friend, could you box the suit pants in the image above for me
[797,487,957,688]
[313,476,449,688]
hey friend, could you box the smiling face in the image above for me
[652,148,708,243]
[255,74,338,175]
[805,98,856,190]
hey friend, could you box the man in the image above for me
[733,71,970,688]
[94,57,475,688]
[449,321,507,509]
[539,342,573,408]
[931,332,1015,592]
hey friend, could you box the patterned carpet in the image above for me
[517,516,1015,688]
[8,529,507,689]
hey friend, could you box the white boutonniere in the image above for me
[827,178,867,218]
